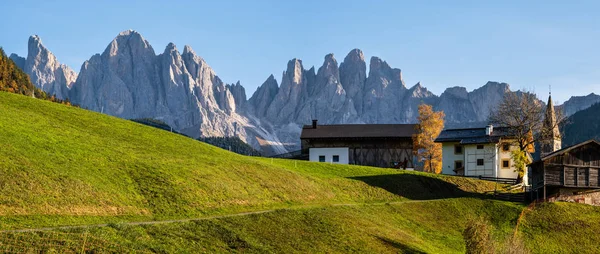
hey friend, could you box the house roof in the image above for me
[300,124,417,139]
[538,139,600,161]
[434,126,513,145]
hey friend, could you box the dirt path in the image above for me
[0,199,442,233]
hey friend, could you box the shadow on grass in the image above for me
[349,174,488,200]
[375,236,427,254]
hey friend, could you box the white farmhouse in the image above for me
[300,120,417,169]
[435,125,527,181]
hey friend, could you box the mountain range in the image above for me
[9,30,600,154]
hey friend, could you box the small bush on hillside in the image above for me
[463,217,494,254]
[500,235,529,254]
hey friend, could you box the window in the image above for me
[477,145,484,149]
[454,161,463,169]
[502,143,510,152]
[318,155,326,162]
[477,159,484,166]
[454,145,463,154]
[502,159,510,168]
[333,155,340,163]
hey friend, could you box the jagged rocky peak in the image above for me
[317,53,340,80]
[105,30,154,58]
[562,92,600,116]
[467,81,512,122]
[441,86,469,99]
[183,45,195,55]
[344,48,365,63]
[9,53,25,70]
[166,42,177,50]
[213,77,236,114]
[22,34,77,99]
[479,81,510,92]
[226,81,247,109]
[285,58,305,84]
[162,42,180,59]
[409,82,434,97]
[340,49,366,78]
[339,49,367,114]
[249,74,279,117]
[368,56,403,84]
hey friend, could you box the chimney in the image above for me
[486,125,493,136]
[312,119,318,129]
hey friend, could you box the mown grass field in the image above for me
[0,91,599,253]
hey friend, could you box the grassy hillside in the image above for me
[0,198,523,253]
[520,202,600,253]
[0,91,498,230]
[2,91,599,253]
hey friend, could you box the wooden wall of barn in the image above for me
[542,143,600,188]
[302,138,414,168]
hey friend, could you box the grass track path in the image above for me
[0,200,442,233]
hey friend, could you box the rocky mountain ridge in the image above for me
[10,30,600,154]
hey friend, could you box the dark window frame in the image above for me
[502,143,510,152]
[318,155,326,162]
[477,145,484,150]
[502,159,510,168]
[454,160,463,169]
[477,159,485,166]
[454,145,463,155]
[332,155,340,163]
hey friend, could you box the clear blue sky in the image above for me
[2,0,599,103]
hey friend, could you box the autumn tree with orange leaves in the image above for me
[413,104,445,173]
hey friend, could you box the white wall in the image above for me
[442,142,464,175]
[309,148,349,164]
[497,143,518,179]
[464,144,497,177]
[441,140,526,182]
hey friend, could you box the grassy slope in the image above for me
[3,91,600,253]
[0,199,523,253]
[520,202,600,253]
[0,91,498,230]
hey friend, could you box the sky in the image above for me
[2,0,600,103]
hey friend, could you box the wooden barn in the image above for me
[529,140,600,204]
[300,120,416,169]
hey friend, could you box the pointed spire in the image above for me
[541,92,562,156]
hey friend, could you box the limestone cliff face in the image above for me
[436,86,474,123]
[67,30,264,148]
[11,35,77,99]
[248,74,279,117]
[339,49,367,115]
[561,93,600,116]
[15,31,599,154]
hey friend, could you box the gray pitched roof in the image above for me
[300,124,417,139]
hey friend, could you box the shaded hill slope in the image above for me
[562,102,600,146]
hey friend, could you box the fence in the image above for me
[462,175,518,185]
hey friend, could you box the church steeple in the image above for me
[541,92,561,157]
